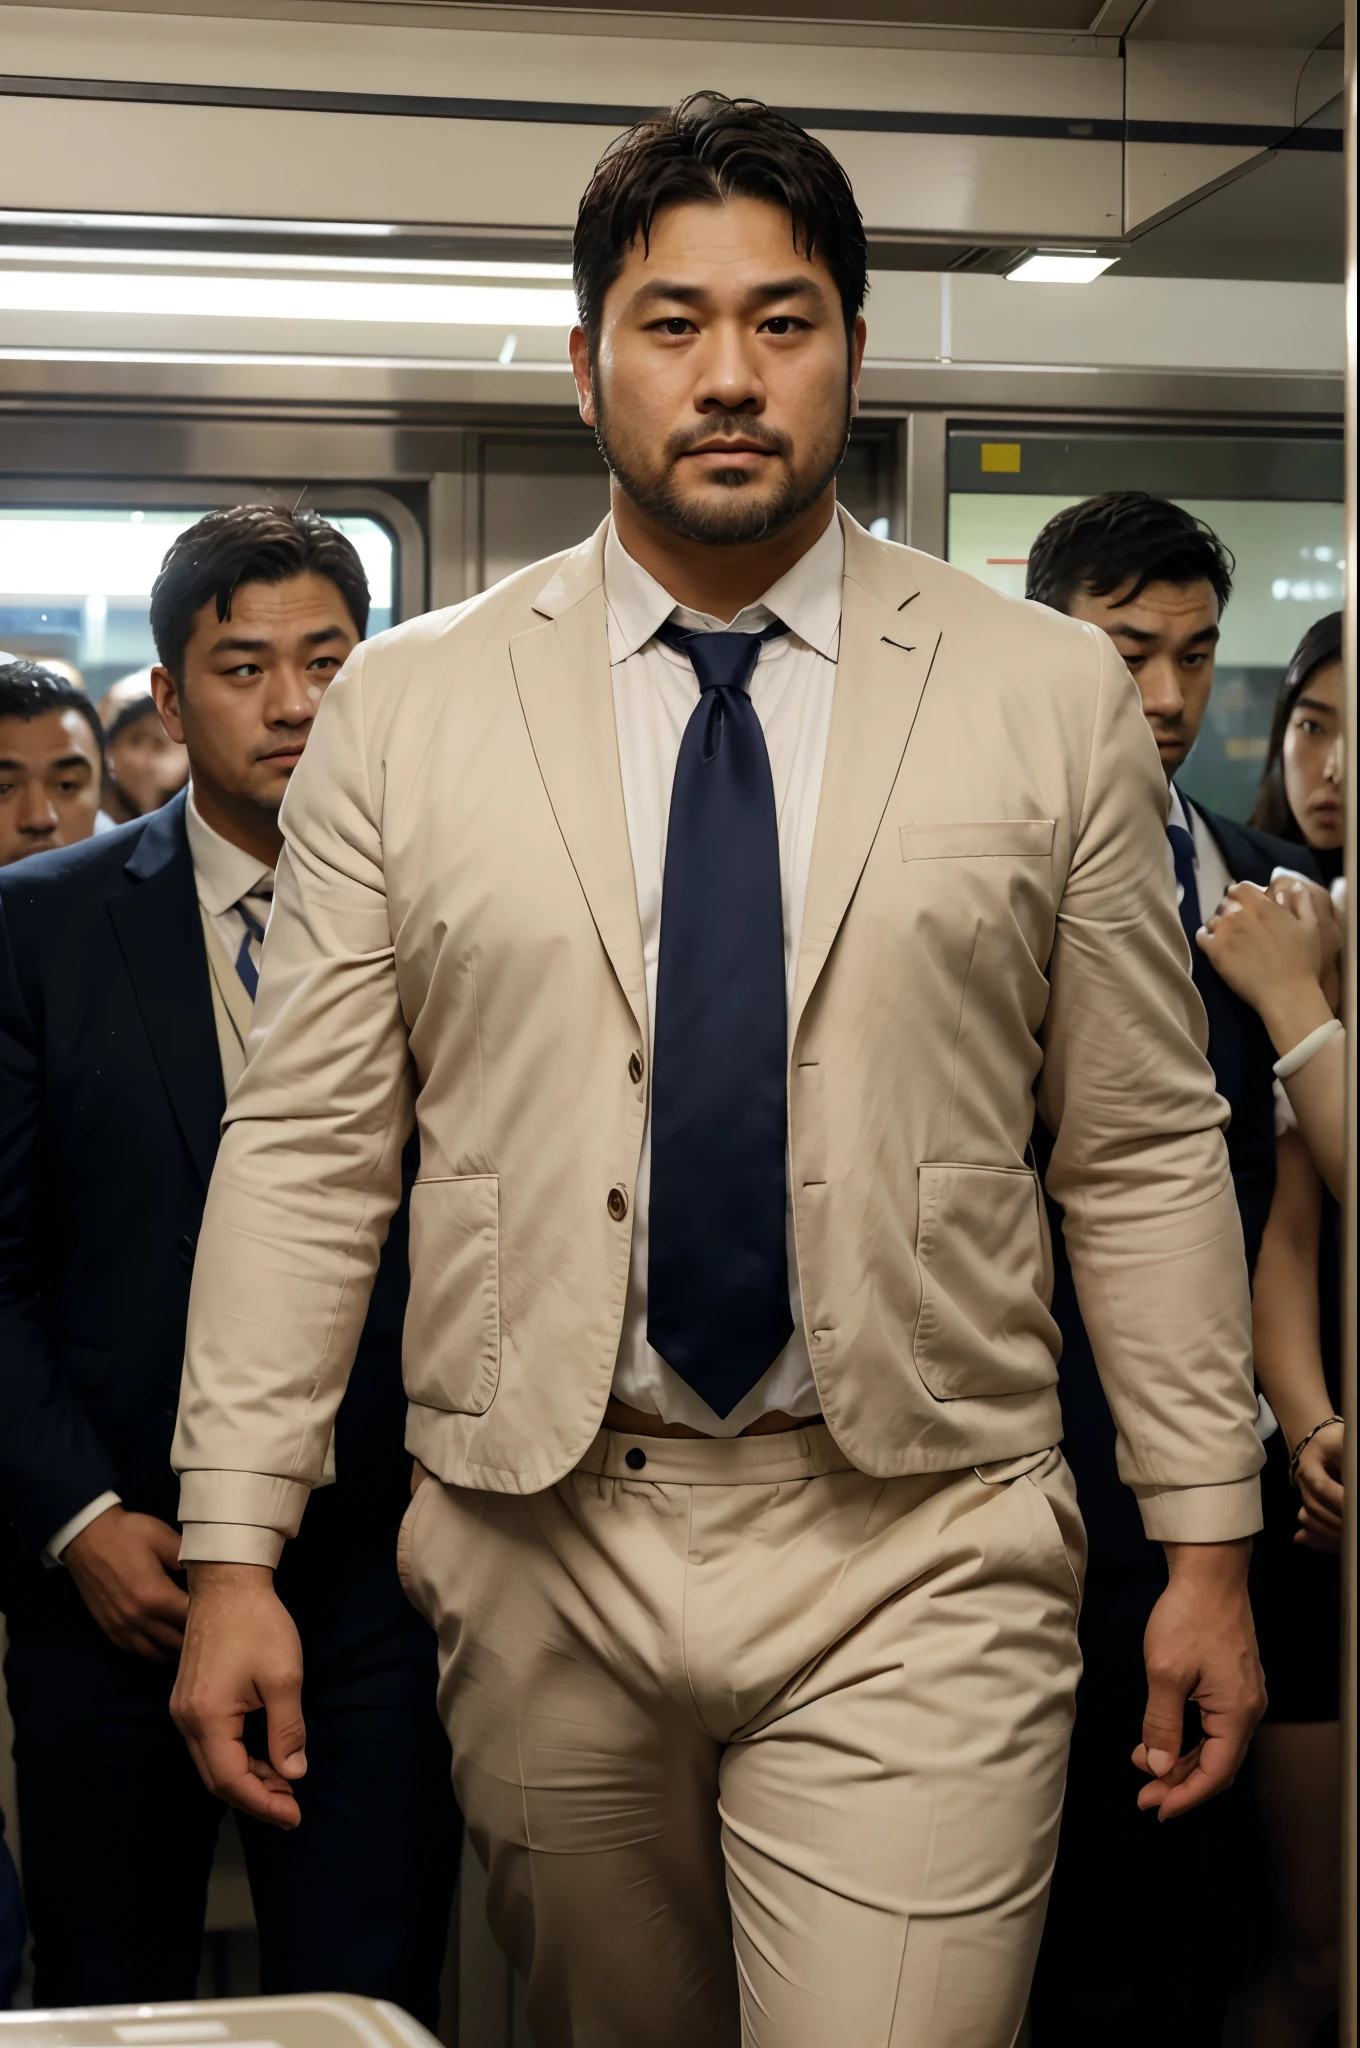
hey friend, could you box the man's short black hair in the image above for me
[1025,490,1234,616]
[149,505,371,683]
[573,92,868,347]
[105,693,162,746]
[0,658,105,761]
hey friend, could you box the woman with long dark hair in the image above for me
[1211,613,1345,2048]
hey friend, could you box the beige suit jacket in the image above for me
[174,513,1263,1564]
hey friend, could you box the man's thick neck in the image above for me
[189,772,284,868]
[609,484,837,623]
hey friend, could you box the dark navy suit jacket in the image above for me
[1039,798,1321,1565]
[0,792,413,1590]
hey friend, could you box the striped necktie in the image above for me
[232,884,273,1001]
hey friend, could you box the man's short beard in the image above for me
[593,391,852,547]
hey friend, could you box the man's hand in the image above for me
[1133,1538,1265,1822]
[170,1562,307,1830]
[64,1504,189,1661]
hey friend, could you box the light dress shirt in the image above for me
[44,793,303,1564]
[604,509,843,1435]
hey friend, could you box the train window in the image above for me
[946,432,1345,821]
[0,506,396,704]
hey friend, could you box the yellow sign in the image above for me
[980,443,1022,474]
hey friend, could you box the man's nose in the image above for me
[18,788,60,837]
[1137,657,1184,721]
[265,668,318,726]
[693,326,766,415]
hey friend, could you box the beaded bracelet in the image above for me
[1288,1415,1344,1489]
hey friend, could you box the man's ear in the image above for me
[149,664,186,747]
[569,325,597,428]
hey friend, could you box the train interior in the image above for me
[0,0,1352,2039]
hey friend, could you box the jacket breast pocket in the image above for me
[403,1175,501,1416]
[913,1162,1060,1401]
[900,819,1055,861]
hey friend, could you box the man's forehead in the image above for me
[621,196,831,284]
[190,572,356,638]
[0,709,99,762]
[1102,577,1220,631]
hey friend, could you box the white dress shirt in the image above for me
[605,510,843,1434]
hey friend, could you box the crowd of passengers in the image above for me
[0,487,1347,2045]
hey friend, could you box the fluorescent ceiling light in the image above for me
[0,209,400,237]
[0,271,577,326]
[2,245,573,281]
[0,511,392,605]
[1005,251,1117,284]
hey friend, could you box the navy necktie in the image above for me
[646,616,794,1417]
[1166,818,1202,951]
[233,894,269,1001]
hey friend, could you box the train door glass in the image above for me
[945,432,1346,821]
[0,506,396,705]
[477,422,899,592]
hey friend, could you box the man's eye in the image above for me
[760,317,806,335]
[310,657,342,673]
[650,317,693,336]
[226,664,261,678]
[1182,654,1207,668]
[1123,656,1146,673]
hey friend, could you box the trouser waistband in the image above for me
[574,1423,856,1486]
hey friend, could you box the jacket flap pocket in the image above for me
[913,1162,1060,1401]
[404,1175,501,1417]
[900,820,1055,861]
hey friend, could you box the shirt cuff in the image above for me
[178,1521,286,1569]
[43,1490,122,1567]
[177,1469,310,1536]
[1132,1476,1262,1543]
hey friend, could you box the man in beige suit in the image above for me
[171,96,1265,2046]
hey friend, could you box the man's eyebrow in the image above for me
[0,756,28,772]
[48,753,95,773]
[301,625,350,646]
[1294,692,1337,717]
[1107,623,1159,644]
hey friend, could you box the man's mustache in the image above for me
[665,416,793,461]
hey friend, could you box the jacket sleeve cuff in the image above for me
[1132,1477,1263,1543]
[178,1521,286,1569]
[177,1470,310,1536]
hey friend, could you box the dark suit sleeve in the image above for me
[0,890,120,1558]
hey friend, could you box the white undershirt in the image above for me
[605,511,843,1435]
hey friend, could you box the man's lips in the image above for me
[260,744,306,766]
[681,441,777,463]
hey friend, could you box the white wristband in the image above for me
[1273,1017,1344,1080]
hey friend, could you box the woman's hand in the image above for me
[1294,1421,1344,1554]
[1197,883,1335,1051]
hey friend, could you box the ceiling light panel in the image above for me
[2,246,574,281]
[0,270,579,327]
[1005,252,1118,284]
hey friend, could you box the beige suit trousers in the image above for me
[399,1426,1086,2048]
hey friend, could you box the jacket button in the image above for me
[628,1050,644,1085]
[607,1186,629,1221]
[178,1235,197,1269]
[625,1447,646,1471]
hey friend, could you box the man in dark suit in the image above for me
[1023,492,1318,2046]
[0,507,458,2015]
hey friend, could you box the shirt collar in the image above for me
[184,787,276,916]
[603,505,844,664]
[1168,782,1192,840]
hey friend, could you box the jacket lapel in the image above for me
[791,531,941,1042]
[108,792,225,1189]
[510,528,648,1039]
